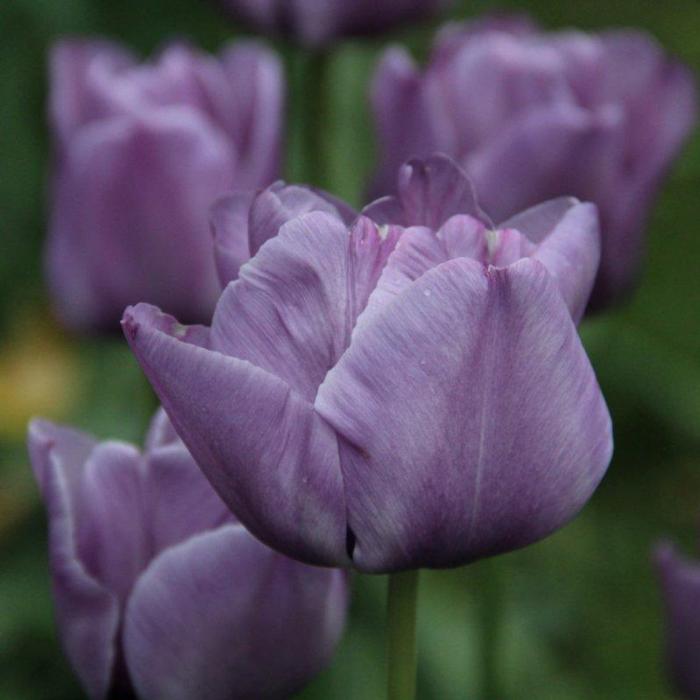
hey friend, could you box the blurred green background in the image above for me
[2,0,699,698]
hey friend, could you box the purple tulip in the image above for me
[46,39,284,332]
[211,181,357,286]
[121,156,613,573]
[655,542,700,699]
[370,17,697,307]
[216,0,452,47]
[27,410,348,700]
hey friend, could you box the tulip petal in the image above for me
[529,201,600,324]
[210,192,255,287]
[502,198,601,323]
[77,443,149,602]
[248,183,354,258]
[211,213,399,401]
[48,109,234,329]
[364,154,486,229]
[317,258,612,572]
[654,543,700,698]
[145,444,232,554]
[369,48,438,198]
[220,42,284,188]
[144,407,181,451]
[468,102,624,223]
[124,524,348,700]
[122,304,349,566]
[27,420,119,700]
[49,40,135,145]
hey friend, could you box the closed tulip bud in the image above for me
[216,0,452,47]
[46,39,284,332]
[370,16,697,308]
[122,156,612,573]
[27,410,348,700]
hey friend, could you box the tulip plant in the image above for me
[27,2,697,699]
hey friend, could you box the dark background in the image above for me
[1,0,699,697]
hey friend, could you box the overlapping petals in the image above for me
[124,165,612,572]
[27,410,348,699]
[46,39,284,331]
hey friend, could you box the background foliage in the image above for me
[1,0,699,697]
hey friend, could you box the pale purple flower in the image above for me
[27,410,348,700]
[46,39,284,331]
[370,16,697,307]
[655,542,700,699]
[217,0,453,47]
[122,156,613,573]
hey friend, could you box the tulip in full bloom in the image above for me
[211,181,357,286]
[217,0,452,47]
[655,541,700,698]
[27,410,348,700]
[370,17,697,307]
[122,155,613,574]
[46,39,284,331]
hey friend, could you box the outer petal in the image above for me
[27,420,119,700]
[369,48,438,198]
[219,42,284,188]
[123,524,348,700]
[210,192,255,287]
[144,406,181,450]
[210,213,399,401]
[145,443,233,554]
[654,543,700,699]
[47,109,233,330]
[49,40,135,146]
[122,304,349,567]
[316,258,612,572]
[76,442,149,602]
[466,102,624,223]
[503,199,601,324]
[248,183,355,258]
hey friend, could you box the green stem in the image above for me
[298,48,331,188]
[476,559,501,699]
[387,570,420,700]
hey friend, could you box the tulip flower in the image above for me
[27,410,348,700]
[370,17,697,307]
[216,0,452,47]
[46,39,284,331]
[122,156,613,574]
[654,542,700,698]
[211,181,357,286]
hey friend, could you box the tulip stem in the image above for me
[476,559,502,699]
[299,48,331,188]
[387,570,420,700]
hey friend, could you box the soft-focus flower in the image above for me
[46,39,284,331]
[217,0,452,47]
[122,156,613,574]
[27,410,348,700]
[370,16,697,307]
[211,181,356,286]
[654,541,700,699]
